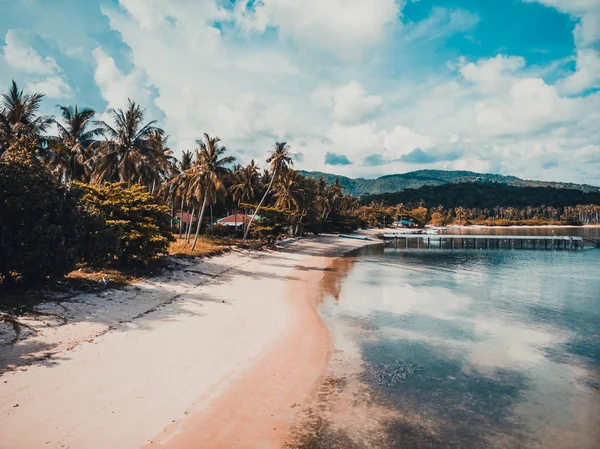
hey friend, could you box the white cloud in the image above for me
[460,55,526,93]
[402,7,479,43]
[3,30,60,74]
[234,0,402,58]
[558,49,600,95]
[2,29,72,99]
[316,81,384,125]
[26,76,73,99]
[90,0,600,185]
[521,1,600,95]
[92,47,153,111]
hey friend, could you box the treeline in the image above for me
[0,81,361,286]
[353,202,600,228]
[358,182,600,226]
[362,182,600,209]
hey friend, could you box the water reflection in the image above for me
[321,244,600,448]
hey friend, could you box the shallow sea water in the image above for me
[318,232,600,448]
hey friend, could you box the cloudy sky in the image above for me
[1,0,599,184]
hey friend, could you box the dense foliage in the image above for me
[0,139,83,284]
[363,183,600,210]
[76,183,174,265]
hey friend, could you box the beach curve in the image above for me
[0,235,374,449]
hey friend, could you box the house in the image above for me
[216,214,253,228]
[399,219,417,228]
[176,211,197,224]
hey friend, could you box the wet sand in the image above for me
[0,235,375,449]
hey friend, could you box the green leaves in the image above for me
[0,141,83,285]
[75,182,174,265]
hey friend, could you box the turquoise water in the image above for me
[321,238,600,448]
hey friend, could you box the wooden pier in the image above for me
[381,234,585,251]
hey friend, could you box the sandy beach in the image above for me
[0,234,375,449]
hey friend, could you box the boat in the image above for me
[339,234,373,241]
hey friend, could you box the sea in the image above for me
[315,228,600,448]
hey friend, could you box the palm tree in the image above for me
[91,99,166,186]
[273,170,305,210]
[46,105,103,182]
[138,130,175,192]
[323,177,345,220]
[0,80,53,155]
[243,141,293,242]
[189,133,235,251]
[180,149,194,172]
[230,160,261,204]
[230,160,261,233]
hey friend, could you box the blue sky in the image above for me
[0,0,599,184]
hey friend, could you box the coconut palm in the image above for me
[180,149,194,172]
[273,169,305,210]
[323,177,346,220]
[46,105,103,182]
[230,160,261,232]
[0,80,53,155]
[231,160,261,206]
[91,99,166,186]
[188,133,235,250]
[243,141,293,242]
[137,130,175,192]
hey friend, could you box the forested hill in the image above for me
[361,183,600,209]
[299,170,600,196]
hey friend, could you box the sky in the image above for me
[0,0,599,184]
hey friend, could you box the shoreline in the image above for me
[0,234,377,449]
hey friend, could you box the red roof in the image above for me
[217,214,252,224]
[176,212,197,222]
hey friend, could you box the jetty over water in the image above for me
[381,234,586,251]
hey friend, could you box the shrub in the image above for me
[75,182,174,265]
[0,141,83,285]
[245,205,292,243]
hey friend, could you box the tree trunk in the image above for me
[178,199,186,238]
[191,195,209,251]
[170,198,174,229]
[186,206,196,242]
[243,168,277,242]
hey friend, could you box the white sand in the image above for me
[0,235,374,449]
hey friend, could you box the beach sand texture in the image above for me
[0,235,372,449]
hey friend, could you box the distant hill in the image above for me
[299,169,600,196]
[361,182,600,209]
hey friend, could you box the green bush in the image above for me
[0,142,83,285]
[245,205,292,243]
[75,182,174,265]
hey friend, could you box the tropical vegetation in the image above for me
[0,81,360,288]
[1,80,599,287]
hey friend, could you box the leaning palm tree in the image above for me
[0,80,53,155]
[242,141,293,242]
[46,105,103,182]
[189,133,235,251]
[91,99,165,186]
